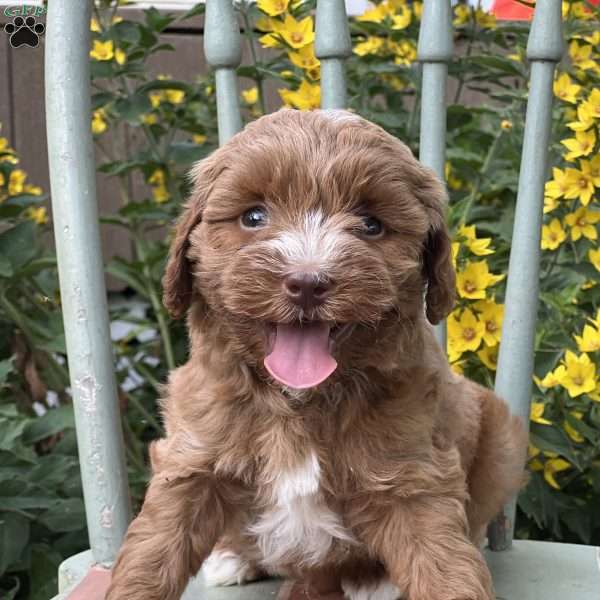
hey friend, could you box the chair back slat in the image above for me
[315,0,352,109]
[489,0,563,550]
[205,0,243,145]
[417,0,453,348]
[45,0,132,566]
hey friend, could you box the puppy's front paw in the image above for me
[342,577,403,600]
[201,549,263,587]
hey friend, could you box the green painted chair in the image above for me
[46,0,599,598]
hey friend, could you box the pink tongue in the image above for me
[265,322,337,389]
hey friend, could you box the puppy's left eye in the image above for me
[361,215,384,238]
[241,206,269,229]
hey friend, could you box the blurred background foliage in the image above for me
[0,0,599,597]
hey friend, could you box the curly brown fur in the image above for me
[107,109,527,600]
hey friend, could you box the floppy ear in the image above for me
[162,161,213,319]
[416,169,456,325]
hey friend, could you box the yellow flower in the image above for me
[289,45,320,70]
[568,41,596,70]
[589,248,600,272]
[451,241,459,269]
[445,161,463,190]
[456,260,505,300]
[142,113,158,125]
[25,206,47,225]
[354,36,385,57]
[582,89,600,120]
[528,443,543,471]
[90,40,114,61]
[475,8,496,29]
[193,134,207,145]
[241,87,259,104]
[24,184,42,196]
[392,40,417,66]
[545,166,579,201]
[357,2,391,23]
[474,300,504,347]
[271,15,315,50]
[413,1,422,19]
[584,31,600,45]
[115,48,126,66]
[561,129,596,161]
[149,169,169,203]
[447,308,485,354]
[391,5,412,29]
[553,72,580,103]
[453,4,470,26]
[257,0,289,17]
[571,1,594,20]
[563,167,595,205]
[583,155,600,186]
[557,351,597,398]
[541,218,567,250]
[153,186,169,204]
[536,365,566,389]
[90,15,123,32]
[458,224,494,256]
[8,169,26,195]
[279,79,320,110]
[563,411,584,443]
[91,109,108,135]
[148,169,165,186]
[564,207,600,241]
[567,104,595,132]
[501,120,513,131]
[530,402,551,425]
[477,344,498,371]
[165,89,185,104]
[574,324,600,353]
[544,457,571,489]
[149,92,163,108]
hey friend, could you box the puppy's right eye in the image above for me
[241,206,269,229]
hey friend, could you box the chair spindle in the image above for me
[489,0,563,551]
[204,0,244,145]
[45,0,131,566]
[315,0,352,109]
[417,0,453,348]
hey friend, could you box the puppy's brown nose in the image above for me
[284,272,332,309]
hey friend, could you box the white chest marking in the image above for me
[342,578,403,600]
[249,450,354,568]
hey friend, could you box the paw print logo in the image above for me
[4,16,45,49]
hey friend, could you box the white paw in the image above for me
[202,549,260,587]
[342,577,403,600]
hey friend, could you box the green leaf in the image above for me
[106,259,150,298]
[0,357,14,386]
[39,498,86,533]
[530,424,581,469]
[114,93,152,125]
[0,513,30,576]
[0,254,12,277]
[22,406,75,445]
[167,142,211,165]
[144,7,176,32]
[0,221,38,276]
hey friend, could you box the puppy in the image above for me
[106,109,527,600]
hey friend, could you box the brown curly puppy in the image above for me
[106,109,527,600]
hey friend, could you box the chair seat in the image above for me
[52,540,599,600]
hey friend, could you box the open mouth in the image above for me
[264,321,353,390]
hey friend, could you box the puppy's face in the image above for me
[163,110,455,389]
